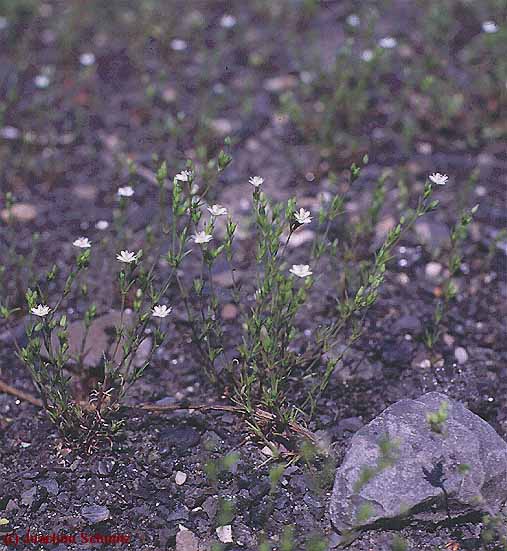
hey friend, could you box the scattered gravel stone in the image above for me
[1,203,38,223]
[330,392,507,533]
[81,505,110,524]
[216,524,233,544]
[38,479,59,495]
[425,261,443,279]
[221,303,239,320]
[264,75,297,92]
[454,347,469,365]
[160,426,201,451]
[175,471,187,485]
[176,527,199,551]
[415,220,450,253]
[392,314,422,335]
[21,487,37,507]
[42,311,150,368]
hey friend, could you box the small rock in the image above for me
[160,426,201,451]
[287,228,315,248]
[202,496,217,520]
[221,303,238,321]
[415,220,450,253]
[264,75,297,92]
[212,271,235,288]
[42,311,150,368]
[1,203,37,223]
[216,525,233,544]
[81,505,110,524]
[162,86,177,103]
[209,118,233,136]
[260,446,274,457]
[21,487,37,507]
[336,417,364,437]
[38,479,59,495]
[392,315,422,335]
[73,184,98,201]
[97,459,116,476]
[425,262,443,279]
[325,345,381,381]
[0,126,20,140]
[175,471,187,486]
[454,347,468,365]
[330,392,507,533]
[176,527,199,551]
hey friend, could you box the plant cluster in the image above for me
[6,148,452,446]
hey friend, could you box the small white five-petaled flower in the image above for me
[290,264,313,278]
[175,170,192,182]
[482,21,498,33]
[429,173,448,186]
[73,236,92,249]
[192,231,213,244]
[294,208,312,225]
[152,304,172,318]
[249,176,264,188]
[378,36,397,49]
[31,304,51,317]
[116,250,138,264]
[117,186,135,197]
[207,204,228,217]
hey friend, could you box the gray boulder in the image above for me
[330,392,507,533]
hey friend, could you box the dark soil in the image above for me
[1,1,506,550]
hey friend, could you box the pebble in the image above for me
[80,505,110,524]
[454,347,468,365]
[287,228,315,248]
[221,303,239,320]
[216,525,233,544]
[175,527,199,551]
[175,471,187,486]
[73,184,98,201]
[209,118,233,136]
[425,261,443,279]
[1,203,37,223]
[264,75,297,92]
[260,445,274,457]
[0,126,20,140]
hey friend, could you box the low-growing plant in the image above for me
[16,147,448,444]
[175,164,444,438]
[424,203,479,349]
[18,243,171,443]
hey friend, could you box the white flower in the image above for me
[429,173,448,186]
[95,220,109,230]
[152,304,172,318]
[34,74,50,89]
[73,236,92,249]
[220,14,237,28]
[79,52,96,66]
[171,39,187,51]
[378,36,397,49]
[192,231,213,244]
[294,208,312,225]
[249,176,264,188]
[482,21,498,33]
[346,14,360,27]
[361,49,374,62]
[117,186,134,197]
[289,264,313,278]
[207,204,228,217]
[175,170,192,182]
[31,304,50,317]
[116,250,138,263]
